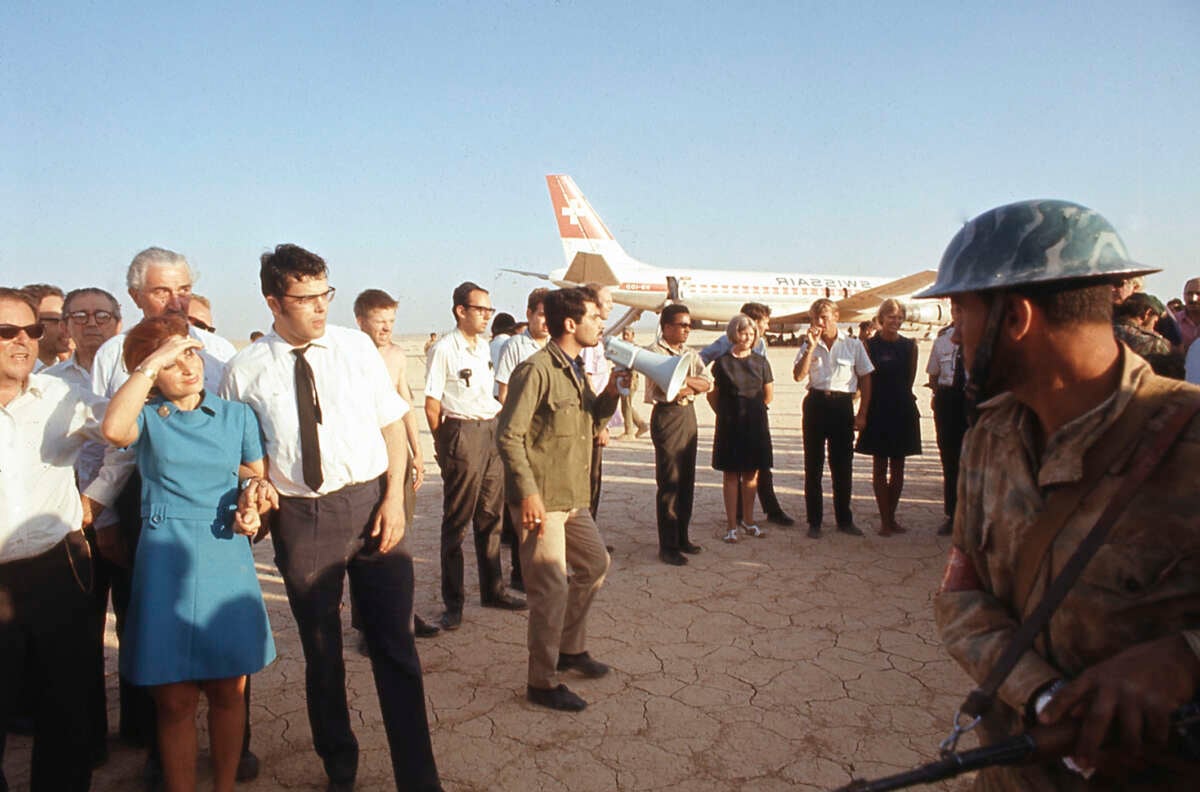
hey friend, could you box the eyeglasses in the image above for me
[0,323,46,340]
[188,316,216,333]
[282,287,336,306]
[67,310,117,326]
[463,304,496,317]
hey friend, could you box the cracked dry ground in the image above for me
[6,341,975,791]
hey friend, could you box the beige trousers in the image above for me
[514,506,610,689]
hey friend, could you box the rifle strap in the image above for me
[960,381,1200,720]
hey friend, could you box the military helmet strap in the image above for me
[962,296,1007,425]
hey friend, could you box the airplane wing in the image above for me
[500,268,555,281]
[835,270,938,314]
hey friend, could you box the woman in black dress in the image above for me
[855,299,921,536]
[707,314,774,543]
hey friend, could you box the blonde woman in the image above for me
[854,299,921,536]
[707,314,774,543]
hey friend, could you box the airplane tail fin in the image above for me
[546,175,634,267]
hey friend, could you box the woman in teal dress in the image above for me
[102,314,275,792]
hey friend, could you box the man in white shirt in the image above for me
[495,288,549,404]
[925,307,967,536]
[0,287,123,791]
[792,298,874,538]
[580,284,614,518]
[42,286,124,765]
[222,245,439,792]
[425,282,526,632]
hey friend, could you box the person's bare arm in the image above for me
[371,419,410,553]
[497,382,508,403]
[855,373,872,432]
[424,395,442,434]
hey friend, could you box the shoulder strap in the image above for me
[1010,376,1182,614]
[961,383,1200,720]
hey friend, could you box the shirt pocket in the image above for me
[1078,542,1186,602]
[547,395,582,436]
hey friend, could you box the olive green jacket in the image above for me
[496,340,618,512]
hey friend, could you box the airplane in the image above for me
[506,174,949,336]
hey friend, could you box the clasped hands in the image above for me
[235,478,279,537]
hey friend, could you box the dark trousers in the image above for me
[273,477,440,789]
[434,418,505,613]
[802,391,855,527]
[932,387,969,518]
[589,439,603,519]
[651,402,698,552]
[0,535,98,792]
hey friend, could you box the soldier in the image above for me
[927,200,1200,789]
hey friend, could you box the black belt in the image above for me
[807,389,853,399]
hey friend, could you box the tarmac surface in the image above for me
[5,334,976,791]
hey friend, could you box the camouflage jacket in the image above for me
[934,351,1200,791]
[1114,317,1172,359]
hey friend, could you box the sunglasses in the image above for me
[0,323,46,340]
[188,316,216,333]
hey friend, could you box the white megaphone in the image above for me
[604,337,691,402]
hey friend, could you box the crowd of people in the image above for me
[2,220,1197,790]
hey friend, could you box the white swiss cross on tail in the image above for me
[561,199,589,226]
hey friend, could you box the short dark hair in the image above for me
[660,303,691,327]
[490,311,517,335]
[1010,280,1113,327]
[354,288,397,317]
[527,287,550,313]
[739,302,771,321]
[451,281,487,320]
[260,244,328,297]
[545,287,592,338]
[21,283,64,304]
[1115,291,1164,320]
[63,287,121,318]
[0,287,39,317]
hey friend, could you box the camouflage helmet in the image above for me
[916,199,1160,298]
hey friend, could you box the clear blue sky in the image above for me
[3,2,1197,339]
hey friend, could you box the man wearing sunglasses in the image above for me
[187,293,217,334]
[424,281,526,633]
[646,304,712,566]
[0,287,128,791]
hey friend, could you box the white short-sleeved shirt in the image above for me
[44,355,106,490]
[92,323,237,398]
[0,373,122,561]
[424,328,501,420]
[793,331,874,393]
[495,331,546,386]
[220,325,409,498]
[927,331,961,387]
[1186,340,1200,385]
[581,341,612,395]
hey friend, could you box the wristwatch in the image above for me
[134,364,159,382]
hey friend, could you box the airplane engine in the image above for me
[902,301,949,326]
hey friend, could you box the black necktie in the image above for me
[952,344,966,391]
[292,345,324,492]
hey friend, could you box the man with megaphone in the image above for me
[496,287,629,712]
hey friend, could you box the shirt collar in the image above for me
[266,327,330,356]
[149,390,218,417]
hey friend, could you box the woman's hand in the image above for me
[141,335,204,374]
[233,503,261,536]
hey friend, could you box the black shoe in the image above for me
[806,524,822,539]
[605,544,615,553]
[937,518,953,536]
[482,592,527,611]
[658,549,688,566]
[680,542,703,555]
[510,576,525,593]
[414,615,441,638]
[438,611,462,631]
[526,684,587,712]
[326,780,355,792]
[837,522,864,536]
[766,511,796,527]
[556,651,610,678]
[236,749,260,782]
